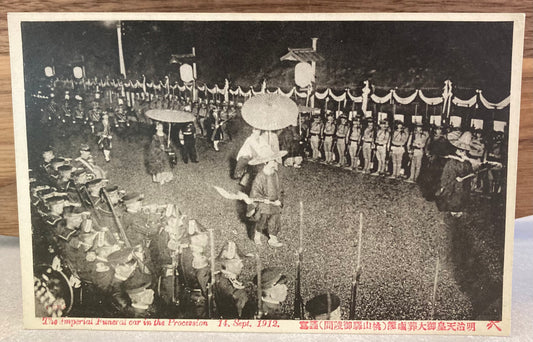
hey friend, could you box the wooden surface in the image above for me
[0,4,531,236]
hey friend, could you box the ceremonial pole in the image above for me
[116,21,126,78]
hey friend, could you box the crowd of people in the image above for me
[279,110,507,205]
[29,78,507,320]
[31,143,343,320]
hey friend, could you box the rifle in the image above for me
[81,186,101,221]
[255,252,263,319]
[101,188,151,274]
[349,212,363,320]
[294,201,305,319]
[207,228,216,319]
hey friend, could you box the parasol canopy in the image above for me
[241,93,298,130]
[145,109,195,123]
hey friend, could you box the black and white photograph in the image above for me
[8,13,524,334]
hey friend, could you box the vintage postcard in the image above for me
[8,13,524,335]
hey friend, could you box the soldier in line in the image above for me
[335,115,350,167]
[71,144,106,179]
[305,292,341,320]
[389,120,409,179]
[96,114,113,163]
[406,123,429,183]
[347,117,363,170]
[39,147,56,181]
[254,267,289,319]
[121,192,160,249]
[361,119,375,174]
[322,114,336,164]
[308,114,323,161]
[197,99,209,137]
[213,241,253,319]
[372,119,391,176]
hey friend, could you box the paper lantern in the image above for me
[73,66,83,79]
[294,62,313,88]
[450,116,462,128]
[180,64,194,83]
[394,114,404,123]
[471,119,484,130]
[378,112,388,122]
[493,121,507,132]
[412,115,423,125]
[44,66,54,77]
[430,115,442,126]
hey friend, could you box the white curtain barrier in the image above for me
[60,77,510,111]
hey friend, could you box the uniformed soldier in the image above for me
[254,267,289,319]
[197,99,209,137]
[178,219,211,318]
[121,193,160,249]
[124,276,156,318]
[48,158,67,183]
[86,99,102,134]
[39,147,56,183]
[55,165,74,190]
[54,207,89,243]
[372,119,391,176]
[44,93,61,124]
[361,119,375,173]
[61,91,72,124]
[322,115,336,164]
[308,114,324,161]
[84,178,109,208]
[335,115,350,167]
[72,144,106,179]
[406,124,429,183]
[73,95,85,124]
[389,120,409,179]
[181,122,199,163]
[347,116,362,170]
[305,292,341,320]
[213,241,253,319]
[96,114,113,162]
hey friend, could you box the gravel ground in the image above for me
[27,114,505,321]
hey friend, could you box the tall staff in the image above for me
[294,201,305,319]
[349,212,363,320]
[208,228,216,319]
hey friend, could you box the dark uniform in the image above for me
[181,122,198,163]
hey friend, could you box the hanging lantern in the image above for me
[294,62,313,88]
[44,66,54,77]
[180,64,194,83]
[73,66,84,79]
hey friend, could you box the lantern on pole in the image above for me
[170,47,197,103]
[280,38,324,108]
[180,64,194,83]
[295,62,313,88]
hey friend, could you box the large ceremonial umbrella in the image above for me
[241,93,298,131]
[145,109,195,146]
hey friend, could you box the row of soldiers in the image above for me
[31,144,341,320]
[33,85,238,154]
[301,112,506,189]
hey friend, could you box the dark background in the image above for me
[21,21,513,100]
